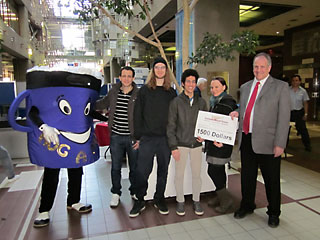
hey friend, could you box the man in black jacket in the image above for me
[95,66,139,207]
[129,57,177,217]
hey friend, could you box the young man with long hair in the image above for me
[129,57,177,217]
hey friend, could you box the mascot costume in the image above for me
[8,66,105,228]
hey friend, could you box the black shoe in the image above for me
[268,215,280,228]
[33,212,50,228]
[234,208,254,219]
[129,200,145,218]
[67,203,92,213]
[154,199,169,215]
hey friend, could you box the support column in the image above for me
[193,0,240,101]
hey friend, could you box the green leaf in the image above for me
[189,31,259,65]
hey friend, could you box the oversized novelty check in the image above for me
[194,111,238,145]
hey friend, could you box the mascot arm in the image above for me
[90,110,108,122]
[29,106,43,127]
[29,106,60,145]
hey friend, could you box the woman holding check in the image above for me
[206,77,238,213]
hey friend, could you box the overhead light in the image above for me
[240,5,253,10]
[135,60,145,63]
[239,4,260,16]
[165,46,176,51]
[276,31,280,34]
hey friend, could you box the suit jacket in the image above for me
[237,76,291,154]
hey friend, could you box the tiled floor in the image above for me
[0,122,320,240]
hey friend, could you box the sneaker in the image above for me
[154,199,169,215]
[7,175,20,183]
[176,202,185,216]
[33,212,50,228]
[129,200,146,217]
[193,201,204,216]
[67,202,92,213]
[110,193,120,207]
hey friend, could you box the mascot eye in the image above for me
[59,100,72,115]
[84,102,90,115]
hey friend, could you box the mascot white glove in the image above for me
[39,124,60,145]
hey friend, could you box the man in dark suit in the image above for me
[230,52,291,228]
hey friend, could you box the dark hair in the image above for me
[120,66,135,78]
[211,77,228,91]
[152,56,168,69]
[181,69,199,85]
[291,74,301,81]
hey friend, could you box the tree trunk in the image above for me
[182,0,190,72]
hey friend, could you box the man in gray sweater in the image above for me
[167,69,207,216]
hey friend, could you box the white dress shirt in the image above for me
[244,75,269,133]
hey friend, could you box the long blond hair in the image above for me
[146,68,171,90]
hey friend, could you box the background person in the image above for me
[95,66,139,207]
[129,57,177,217]
[0,146,19,183]
[194,77,207,97]
[289,74,311,152]
[230,52,290,228]
[205,77,237,214]
[167,69,207,216]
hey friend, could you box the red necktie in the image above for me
[243,81,260,134]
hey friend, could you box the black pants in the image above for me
[290,109,311,148]
[135,136,171,201]
[207,163,226,191]
[240,133,281,217]
[39,167,83,213]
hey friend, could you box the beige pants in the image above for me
[175,146,202,202]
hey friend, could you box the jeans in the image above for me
[135,136,171,201]
[110,133,138,196]
[0,146,15,179]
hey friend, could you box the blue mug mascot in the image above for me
[8,67,106,228]
[8,67,103,168]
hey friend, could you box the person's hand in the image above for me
[171,149,180,161]
[213,141,223,148]
[273,146,284,157]
[132,140,139,150]
[196,137,204,142]
[229,111,239,120]
[303,114,307,121]
[39,124,60,145]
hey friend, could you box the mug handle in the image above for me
[8,90,33,132]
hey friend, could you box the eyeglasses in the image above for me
[154,66,166,70]
[185,80,196,84]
